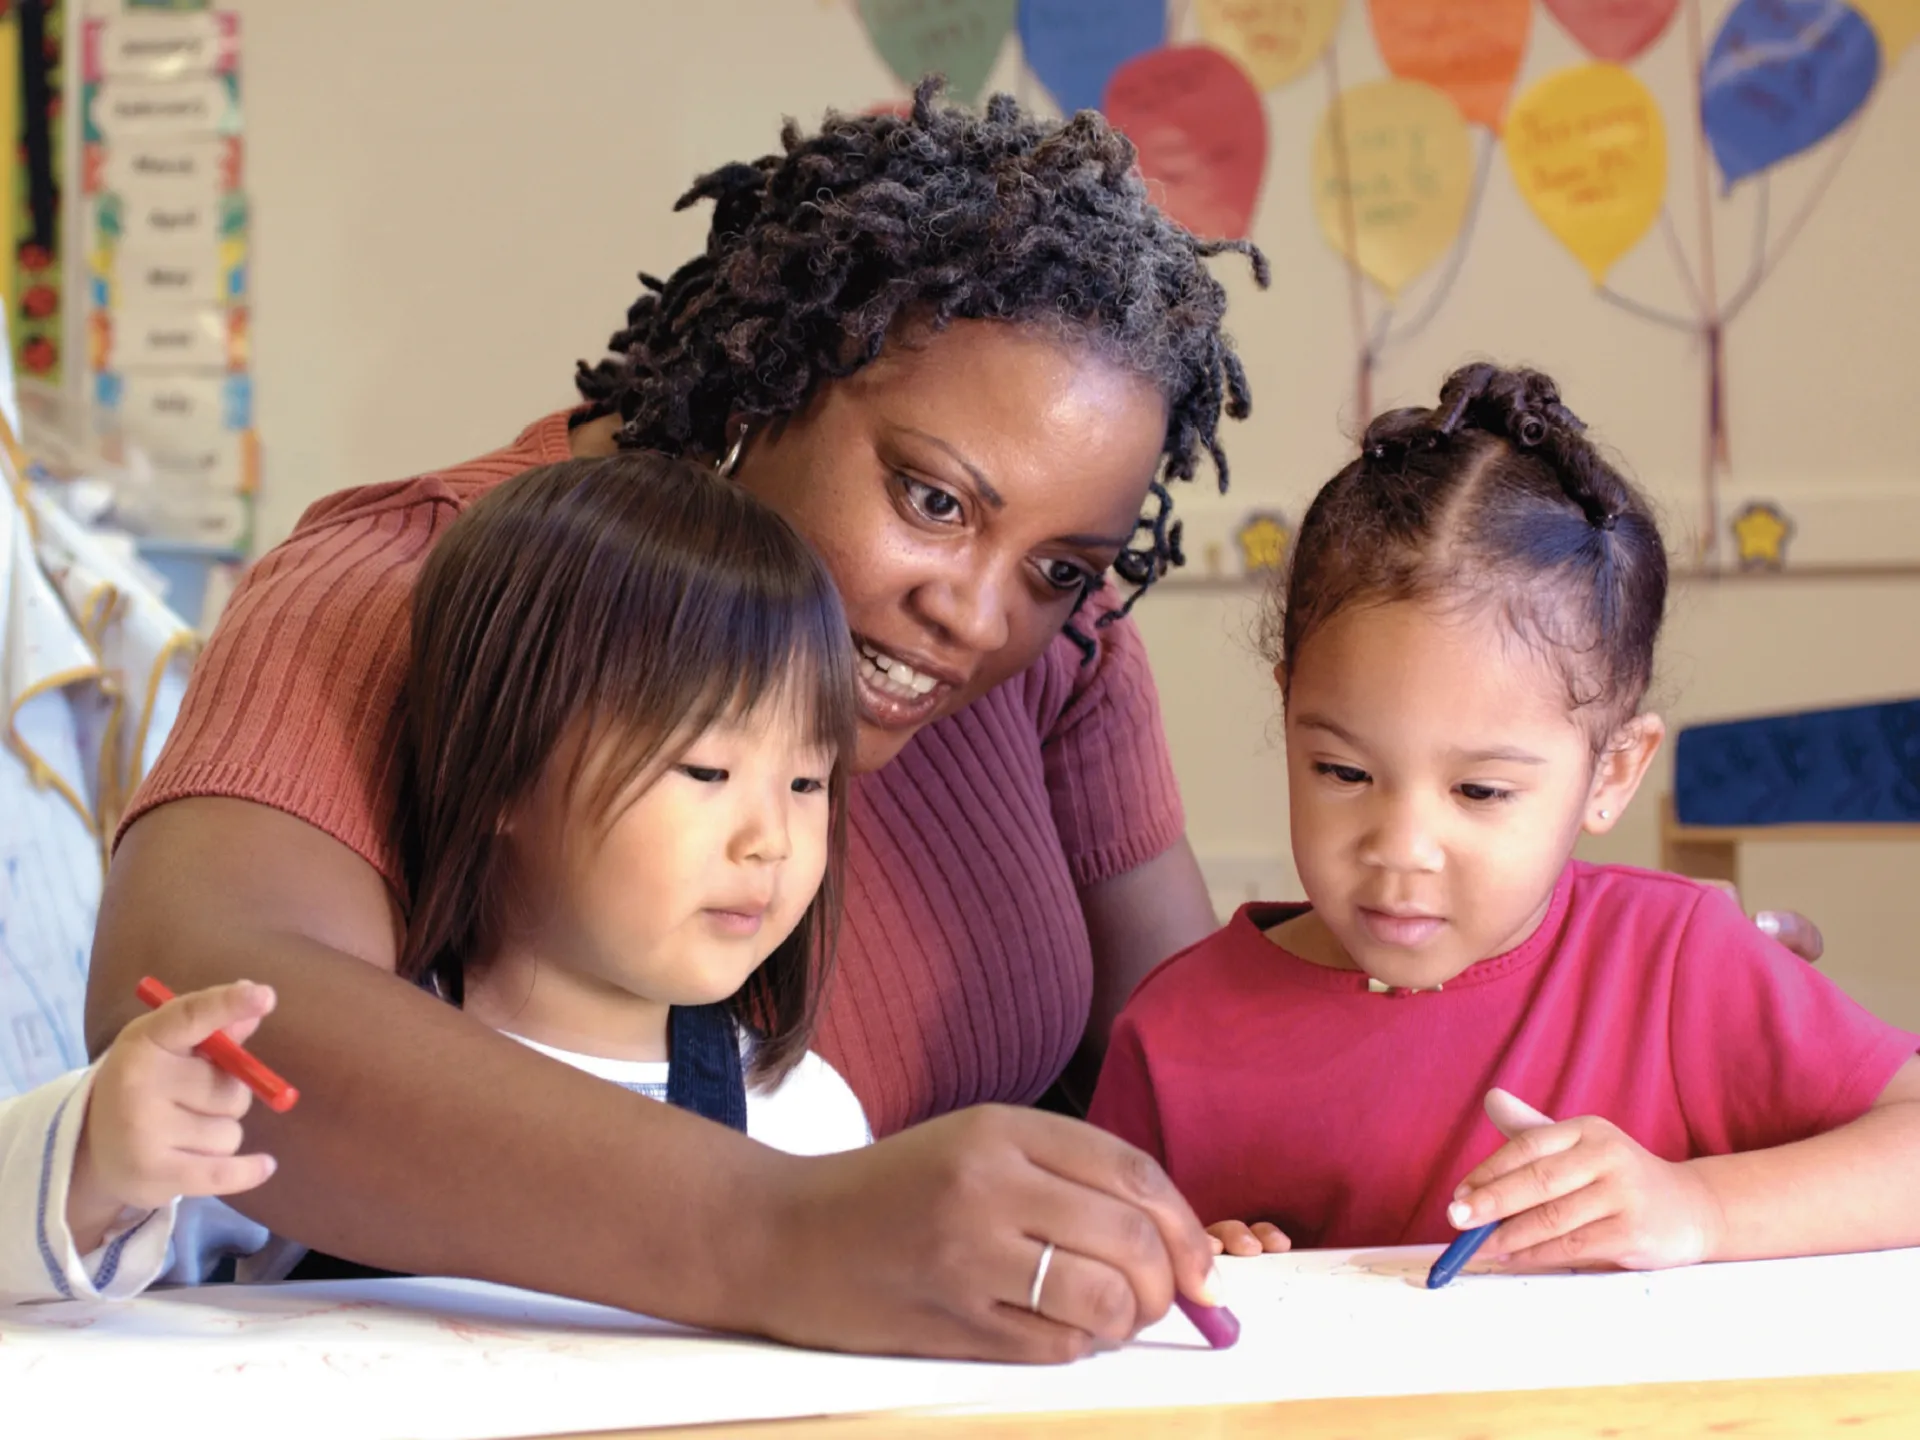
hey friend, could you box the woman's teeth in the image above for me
[858,641,939,698]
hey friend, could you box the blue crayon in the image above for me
[1426,1222,1498,1290]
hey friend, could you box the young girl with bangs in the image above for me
[3,452,868,1301]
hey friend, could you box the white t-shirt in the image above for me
[506,1033,872,1156]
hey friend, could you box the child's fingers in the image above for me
[1208,1233,1224,1256]
[218,1009,269,1047]
[138,1049,255,1119]
[1483,1088,1557,1138]
[1248,1222,1291,1254]
[1453,1120,1584,1197]
[1493,1212,1630,1273]
[1204,1221,1266,1258]
[1481,1178,1617,1259]
[172,1151,278,1200]
[168,1111,248,1160]
[138,981,277,1058]
[1451,1137,1602,1231]
[187,1068,257,1120]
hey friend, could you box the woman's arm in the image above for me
[1082,837,1218,1051]
[86,798,1216,1360]
[1053,837,1218,1112]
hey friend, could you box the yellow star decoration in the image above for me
[1730,501,1793,571]
[1235,512,1292,576]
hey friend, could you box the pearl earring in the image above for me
[1597,809,1611,821]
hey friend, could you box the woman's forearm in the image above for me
[86,800,1218,1362]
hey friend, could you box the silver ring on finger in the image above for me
[1028,1241,1056,1313]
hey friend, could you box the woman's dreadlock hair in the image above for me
[575,75,1269,652]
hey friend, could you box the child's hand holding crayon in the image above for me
[1446,1089,1719,1274]
[67,981,285,1255]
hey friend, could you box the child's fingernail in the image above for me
[1453,1183,1470,1201]
[261,1155,277,1177]
[1448,1201,1474,1228]
[1755,912,1782,937]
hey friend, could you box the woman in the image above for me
[85,81,1813,1360]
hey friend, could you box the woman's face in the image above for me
[733,321,1170,773]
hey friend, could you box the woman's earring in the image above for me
[1597,809,1612,821]
[718,431,746,479]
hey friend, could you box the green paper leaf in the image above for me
[856,0,1017,103]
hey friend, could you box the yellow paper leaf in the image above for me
[1852,0,1920,59]
[1311,78,1473,300]
[1196,0,1345,90]
[1505,63,1666,286]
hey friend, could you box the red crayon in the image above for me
[135,976,300,1113]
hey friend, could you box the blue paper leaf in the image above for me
[1017,0,1165,117]
[1701,0,1881,189]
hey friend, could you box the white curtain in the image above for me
[0,473,199,1098]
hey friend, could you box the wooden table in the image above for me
[1660,794,1920,890]
[568,1370,1920,1438]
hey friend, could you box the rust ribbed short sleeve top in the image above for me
[120,413,1187,1135]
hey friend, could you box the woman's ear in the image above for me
[1584,713,1667,836]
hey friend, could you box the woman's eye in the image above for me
[1314,762,1370,785]
[1040,558,1092,592]
[679,765,727,784]
[791,777,827,795]
[1458,783,1515,804]
[903,477,962,523]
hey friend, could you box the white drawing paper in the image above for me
[4,1245,1916,1439]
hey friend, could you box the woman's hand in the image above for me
[1205,1219,1291,1257]
[1699,880,1824,963]
[1753,908,1823,963]
[1448,1090,1720,1273]
[760,1104,1221,1363]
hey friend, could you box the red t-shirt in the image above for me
[1089,862,1919,1248]
[120,413,1186,1137]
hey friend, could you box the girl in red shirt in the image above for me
[1091,364,1920,1273]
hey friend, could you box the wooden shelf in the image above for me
[1660,795,1920,889]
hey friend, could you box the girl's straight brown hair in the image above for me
[398,452,857,1083]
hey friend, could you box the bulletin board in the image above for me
[848,0,1920,582]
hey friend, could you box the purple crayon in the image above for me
[1175,1291,1240,1349]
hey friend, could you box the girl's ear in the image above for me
[1584,713,1667,837]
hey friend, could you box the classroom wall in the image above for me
[226,1,1920,1025]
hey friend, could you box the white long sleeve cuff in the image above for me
[0,1065,177,1303]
